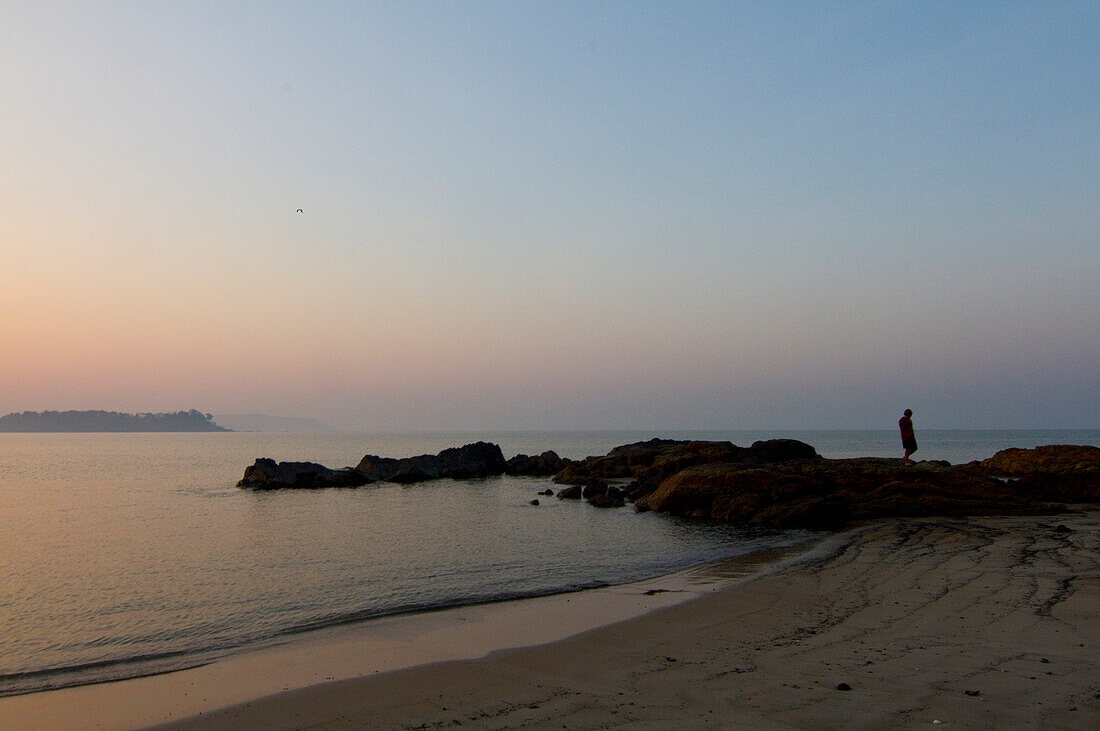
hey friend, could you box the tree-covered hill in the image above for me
[0,410,231,432]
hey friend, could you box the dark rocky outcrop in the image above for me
[237,458,371,490]
[505,450,568,476]
[553,438,822,506]
[238,440,1098,530]
[241,441,509,489]
[966,445,1100,503]
[975,444,1100,477]
[746,438,820,463]
[356,441,508,483]
[553,438,742,485]
[353,454,403,482]
[558,439,818,483]
[635,445,1099,530]
[440,441,510,479]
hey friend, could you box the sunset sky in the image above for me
[2,1,1097,430]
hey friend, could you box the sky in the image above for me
[1,1,1097,431]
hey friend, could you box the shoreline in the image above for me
[3,511,1095,729]
[169,510,1100,729]
[0,535,833,729]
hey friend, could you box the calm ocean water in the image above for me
[0,429,1095,696]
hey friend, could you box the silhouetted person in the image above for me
[899,409,917,465]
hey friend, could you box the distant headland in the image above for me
[0,410,231,432]
[212,414,337,433]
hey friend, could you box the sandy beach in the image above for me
[3,510,1097,730]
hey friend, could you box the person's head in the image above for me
[904,409,913,417]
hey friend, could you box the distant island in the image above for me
[0,410,231,432]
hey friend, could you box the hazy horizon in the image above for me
[3,2,1097,431]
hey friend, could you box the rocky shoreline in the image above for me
[238,439,1099,530]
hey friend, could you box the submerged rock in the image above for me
[556,485,583,499]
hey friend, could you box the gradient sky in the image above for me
[2,1,1097,430]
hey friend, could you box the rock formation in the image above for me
[240,442,511,489]
[975,444,1100,476]
[505,450,567,476]
[635,445,1099,529]
[237,440,1099,532]
[355,441,508,483]
[965,444,1100,503]
[554,438,821,503]
[237,458,371,490]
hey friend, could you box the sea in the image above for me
[1,429,1096,697]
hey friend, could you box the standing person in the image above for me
[899,409,917,465]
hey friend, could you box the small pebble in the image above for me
[836,683,851,691]
[965,690,981,696]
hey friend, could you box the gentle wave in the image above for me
[0,649,210,697]
[0,577,650,696]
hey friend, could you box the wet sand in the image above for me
[3,511,1097,729]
